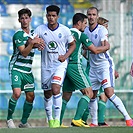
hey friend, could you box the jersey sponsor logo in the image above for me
[101,79,107,85]
[24,83,34,89]
[48,41,58,50]
[15,39,21,44]
[53,76,61,81]
[58,33,62,38]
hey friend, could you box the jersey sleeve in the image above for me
[99,26,108,41]
[13,31,25,47]
[65,27,74,43]
[81,33,93,47]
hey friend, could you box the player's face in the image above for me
[87,9,98,26]
[18,13,31,29]
[80,18,88,32]
[46,11,59,26]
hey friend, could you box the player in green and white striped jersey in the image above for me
[6,8,44,128]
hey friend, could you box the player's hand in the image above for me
[130,63,133,77]
[58,55,66,62]
[38,42,45,51]
[114,70,119,79]
[33,36,44,45]
[104,40,110,50]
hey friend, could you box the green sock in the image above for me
[21,100,33,124]
[60,99,68,125]
[74,95,90,120]
[82,107,89,122]
[98,100,106,123]
[7,97,17,120]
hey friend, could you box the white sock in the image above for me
[89,98,98,125]
[44,96,53,121]
[109,94,131,120]
[53,93,62,121]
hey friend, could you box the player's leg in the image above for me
[82,106,89,123]
[67,64,93,127]
[44,90,54,127]
[105,87,133,126]
[42,70,54,127]
[7,70,22,128]
[89,91,98,127]
[19,73,35,128]
[88,68,101,127]
[51,64,67,127]
[103,67,133,126]
[52,84,62,127]
[98,88,108,126]
[71,88,93,127]
[60,91,72,126]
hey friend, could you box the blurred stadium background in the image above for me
[0,0,133,127]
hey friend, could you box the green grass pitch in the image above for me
[0,127,133,133]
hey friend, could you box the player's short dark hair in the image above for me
[18,8,32,18]
[73,13,88,25]
[46,5,60,15]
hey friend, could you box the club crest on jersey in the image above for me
[95,34,98,39]
[48,41,58,50]
[58,33,62,38]
[15,39,21,44]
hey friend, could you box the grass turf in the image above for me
[0,127,133,133]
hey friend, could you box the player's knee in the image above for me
[12,92,21,100]
[26,92,35,102]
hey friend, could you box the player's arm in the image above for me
[87,42,110,54]
[82,33,110,54]
[19,37,44,57]
[58,40,76,62]
[27,37,45,51]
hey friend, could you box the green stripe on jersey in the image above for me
[9,29,34,74]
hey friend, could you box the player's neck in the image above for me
[48,23,59,31]
[89,23,98,31]
[22,27,30,34]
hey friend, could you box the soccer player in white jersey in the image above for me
[32,5,76,128]
[7,8,44,128]
[84,7,133,126]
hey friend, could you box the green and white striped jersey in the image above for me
[9,29,34,74]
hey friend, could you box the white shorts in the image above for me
[41,63,67,91]
[89,66,115,91]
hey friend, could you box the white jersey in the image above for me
[84,24,114,69]
[33,23,74,69]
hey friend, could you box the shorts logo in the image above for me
[101,79,107,85]
[48,41,58,50]
[24,83,34,89]
[42,83,48,89]
[53,76,61,81]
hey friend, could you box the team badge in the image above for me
[58,33,62,38]
[95,34,98,39]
